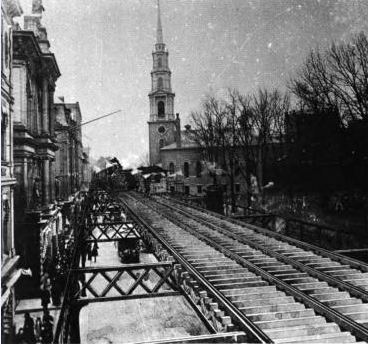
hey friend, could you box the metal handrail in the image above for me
[170,195,368,272]
[53,194,91,343]
[156,197,368,302]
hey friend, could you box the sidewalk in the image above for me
[80,241,209,343]
[15,298,62,315]
[14,299,61,340]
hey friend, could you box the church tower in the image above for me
[148,0,177,165]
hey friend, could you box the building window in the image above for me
[169,162,175,174]
[196,161,202,178]
[159,138,165,149]
[157,77,163,90]
[183,162,189,177]
[4,31,8,68]
[158,126,166,134]
[235,183,240,193]
[158,57,162,68]
[158,101,165,118]
[1,113,8,161]
[234,159,241,176]
[1,129,6,161]
[2,195,10,255]
[185,185,190,195]
[197,185,202,194]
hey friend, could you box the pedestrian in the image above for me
[87,243,92,261]
[22,312,36,344]
[40,321,53,344]
[51,276,61,306]
[42,310,54,328]
[40,286,51,312]
[91,242,99,262]
[35,317,42,341]
[15,328,26,344]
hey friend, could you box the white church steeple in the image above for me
[148,0,177,165]
[156,0,163,45]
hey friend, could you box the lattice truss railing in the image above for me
[73,262,179,302]
[85,221,141,242]
[91,201,122,215]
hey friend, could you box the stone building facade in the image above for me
[10,1,62,298]
[1,0,21,262]
[54,100,84,200]
[1,0,92,327]
[82,146,92,190]
[1,1,22,342]
[12,9,60,224]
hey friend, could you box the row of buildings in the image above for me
[1,0,91,341]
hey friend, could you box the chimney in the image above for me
[176,113,181,149]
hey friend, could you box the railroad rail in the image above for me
[55,189,264,343]
[121,194,272,343]
[120,191,368,343]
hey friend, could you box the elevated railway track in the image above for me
[120,191,368,343]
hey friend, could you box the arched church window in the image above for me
[169,162,175,174]
[158,57,162,68]
[159,138,165,149]
[196,161,202,178]
[183,162,189,178]
[158,101,165,118]
[157,77,163,90]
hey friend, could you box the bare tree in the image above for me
[290,32,368,122]
[253,89,288,193]
[236,92,255,205]
[237,89,289,204]
[192,88,289,209]
[222,89,243,210]
[190,94,222,166]
[328,32,368,121]
[191,92,241,209]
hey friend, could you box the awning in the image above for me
[1,104,9,126]
[1,103,8,115]
[1,268,22,308]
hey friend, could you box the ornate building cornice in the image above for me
[2,0,23,19]
[13,31,61,82]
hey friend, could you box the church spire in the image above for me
[156,0,163,45]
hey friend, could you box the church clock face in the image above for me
[158,126,166,134]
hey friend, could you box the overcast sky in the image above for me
[17,0,368,167]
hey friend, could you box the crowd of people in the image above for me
[16,309,54,344]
